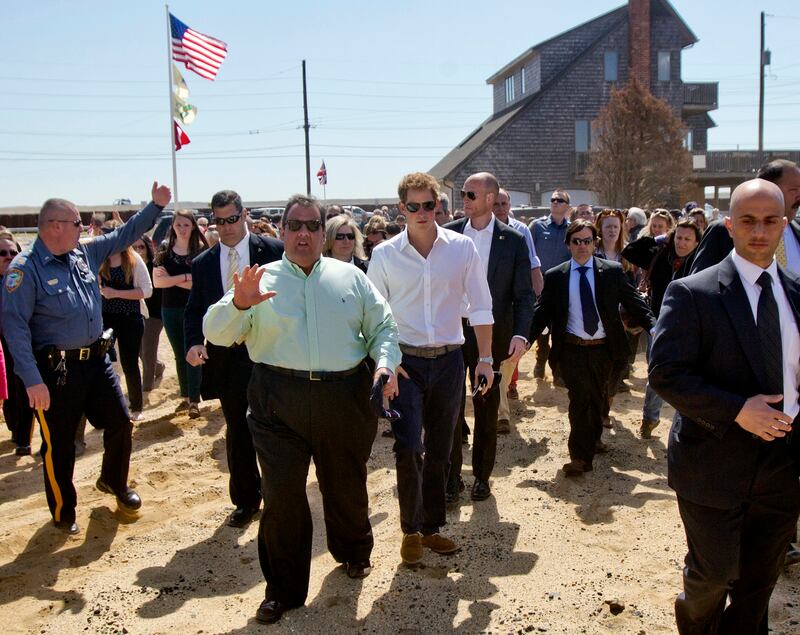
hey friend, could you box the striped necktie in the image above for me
[226,247,240,291]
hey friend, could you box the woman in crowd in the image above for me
[133,235,166,393]
[640,208,674,238]
[99,222,152,422]
[624,207,647,242]
[153,210,208,418]
[688,208,708,233]
[253,219,278,238]
[622,219,702,438]
[363,215,388,259]
[323,214,368,273]
[0,232,27,454]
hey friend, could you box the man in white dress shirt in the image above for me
[367,172,494,565]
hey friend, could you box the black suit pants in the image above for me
[559,342,612,464]
[450,322,501,484]
[247,363,376,607]
[219,381,262,510]
[674,443,800,634]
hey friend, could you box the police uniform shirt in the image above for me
[1,202,163,387]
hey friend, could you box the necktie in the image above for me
[226,247,240,291]
[756,271,783,408]
[577,266,600,336]
[775,235,788,268]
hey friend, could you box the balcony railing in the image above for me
[694,150,800,174]
[683,82,718,111]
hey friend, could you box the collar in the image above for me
[400,223,451,252]
[549,215,569,228]
[283,252,323,278]
[33,238,77,266]
[465,215,495,235]
[731,250,779,287]
[221,229,250,255]
[570,257,594,271]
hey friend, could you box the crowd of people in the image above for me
[2,159,800,632]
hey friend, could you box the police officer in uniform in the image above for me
[1,182,171,534]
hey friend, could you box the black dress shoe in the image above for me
[255,599,286,624]
[228,506,260,528]
[345,560,372,579]
[471,479,491,501]
[54,519,79,535]
[445,476,465,503]
[96,479,142,511]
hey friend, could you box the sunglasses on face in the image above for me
[0,249,18,258]
[570,237,595,246]
[49,219,83,228]
[460,190,477,201]
[212,212,242,225]
[285,219,322,232]
[335,232,355,241]
[551,198,567,204]
[405,200,436,213]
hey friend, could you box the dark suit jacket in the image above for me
[649,254,800,508]
[185,233,283,399]
[529,256,655,368]
[445,218,534,360]
[689,217,800,274]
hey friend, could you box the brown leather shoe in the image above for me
[640,418,659,439]
[401,532,423,565]
[496,418,511,435]
[421,533,460,554]
[255,599,286,624]
[562,459,592,476]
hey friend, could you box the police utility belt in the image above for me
[37,329,115,386]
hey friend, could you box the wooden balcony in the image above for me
[683,82,718,113]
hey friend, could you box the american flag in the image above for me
[170,13,228,81]
[317,161,327,185]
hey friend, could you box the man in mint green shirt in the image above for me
[204,194,400,625]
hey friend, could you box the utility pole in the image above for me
[302,60,311,195]
[758,11,770,154]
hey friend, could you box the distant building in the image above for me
[430,0,798,209]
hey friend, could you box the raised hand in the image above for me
[232,265,276,310]
[151,181,172,207]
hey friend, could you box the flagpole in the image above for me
[302,60,311,196]
[165,4,179,208]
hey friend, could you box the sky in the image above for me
[1,1,799,207]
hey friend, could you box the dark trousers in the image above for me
[103,313,144,412]
[247,363,376,607]
[140,316,163,392]
[449,323,501,484]
[392,349,464,535]
[674,445,800,634]
[219,352,261,509]
[559,342,612,464]
[34,354,133,524]
[162,307,201,401]
[2,334,34,448]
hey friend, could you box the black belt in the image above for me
[37,338,110,364]
[399,343,461,359]
[260,362,364,381]
[564,334,607,347]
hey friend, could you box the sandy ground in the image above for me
[1,343,799,635]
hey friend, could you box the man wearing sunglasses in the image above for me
[529,220,654,476]
[445,173,534,503]
[184,190,283,529]
[204,193,400,625]
[368,172,494,565]
[530,189,573,383]
[1,182,172,535]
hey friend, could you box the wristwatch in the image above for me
[478,356,494,365]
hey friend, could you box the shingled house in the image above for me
[430,0,791,210]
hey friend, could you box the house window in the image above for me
[604,51,618,82]
[521,68,526,94]
[505,76,515,103]
[575,120,590,152]
[658,51,671,81]
[684,130,693,151]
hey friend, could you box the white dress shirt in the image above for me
[463,215,495,278]
[783,224,800,273]
[566,258,607,340]
[367,224,493,347]
[509,217,542,269]
[219,230,251,290]
[731,251,800,418]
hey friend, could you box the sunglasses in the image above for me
[285,219,322,232]
[335,233,355,241]
[570,237,595,246]
[460,190,477,201]
[0,249,18,258]
[49,219,83,228]
[551,198,567,204]
[212,213,242,225]
[405,201,436,213]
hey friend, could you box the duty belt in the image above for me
[399,343,461,359]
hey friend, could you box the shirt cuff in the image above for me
[467,310,494,326]
[512,334,529,345]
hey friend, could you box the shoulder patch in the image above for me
[4,268,24,293]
